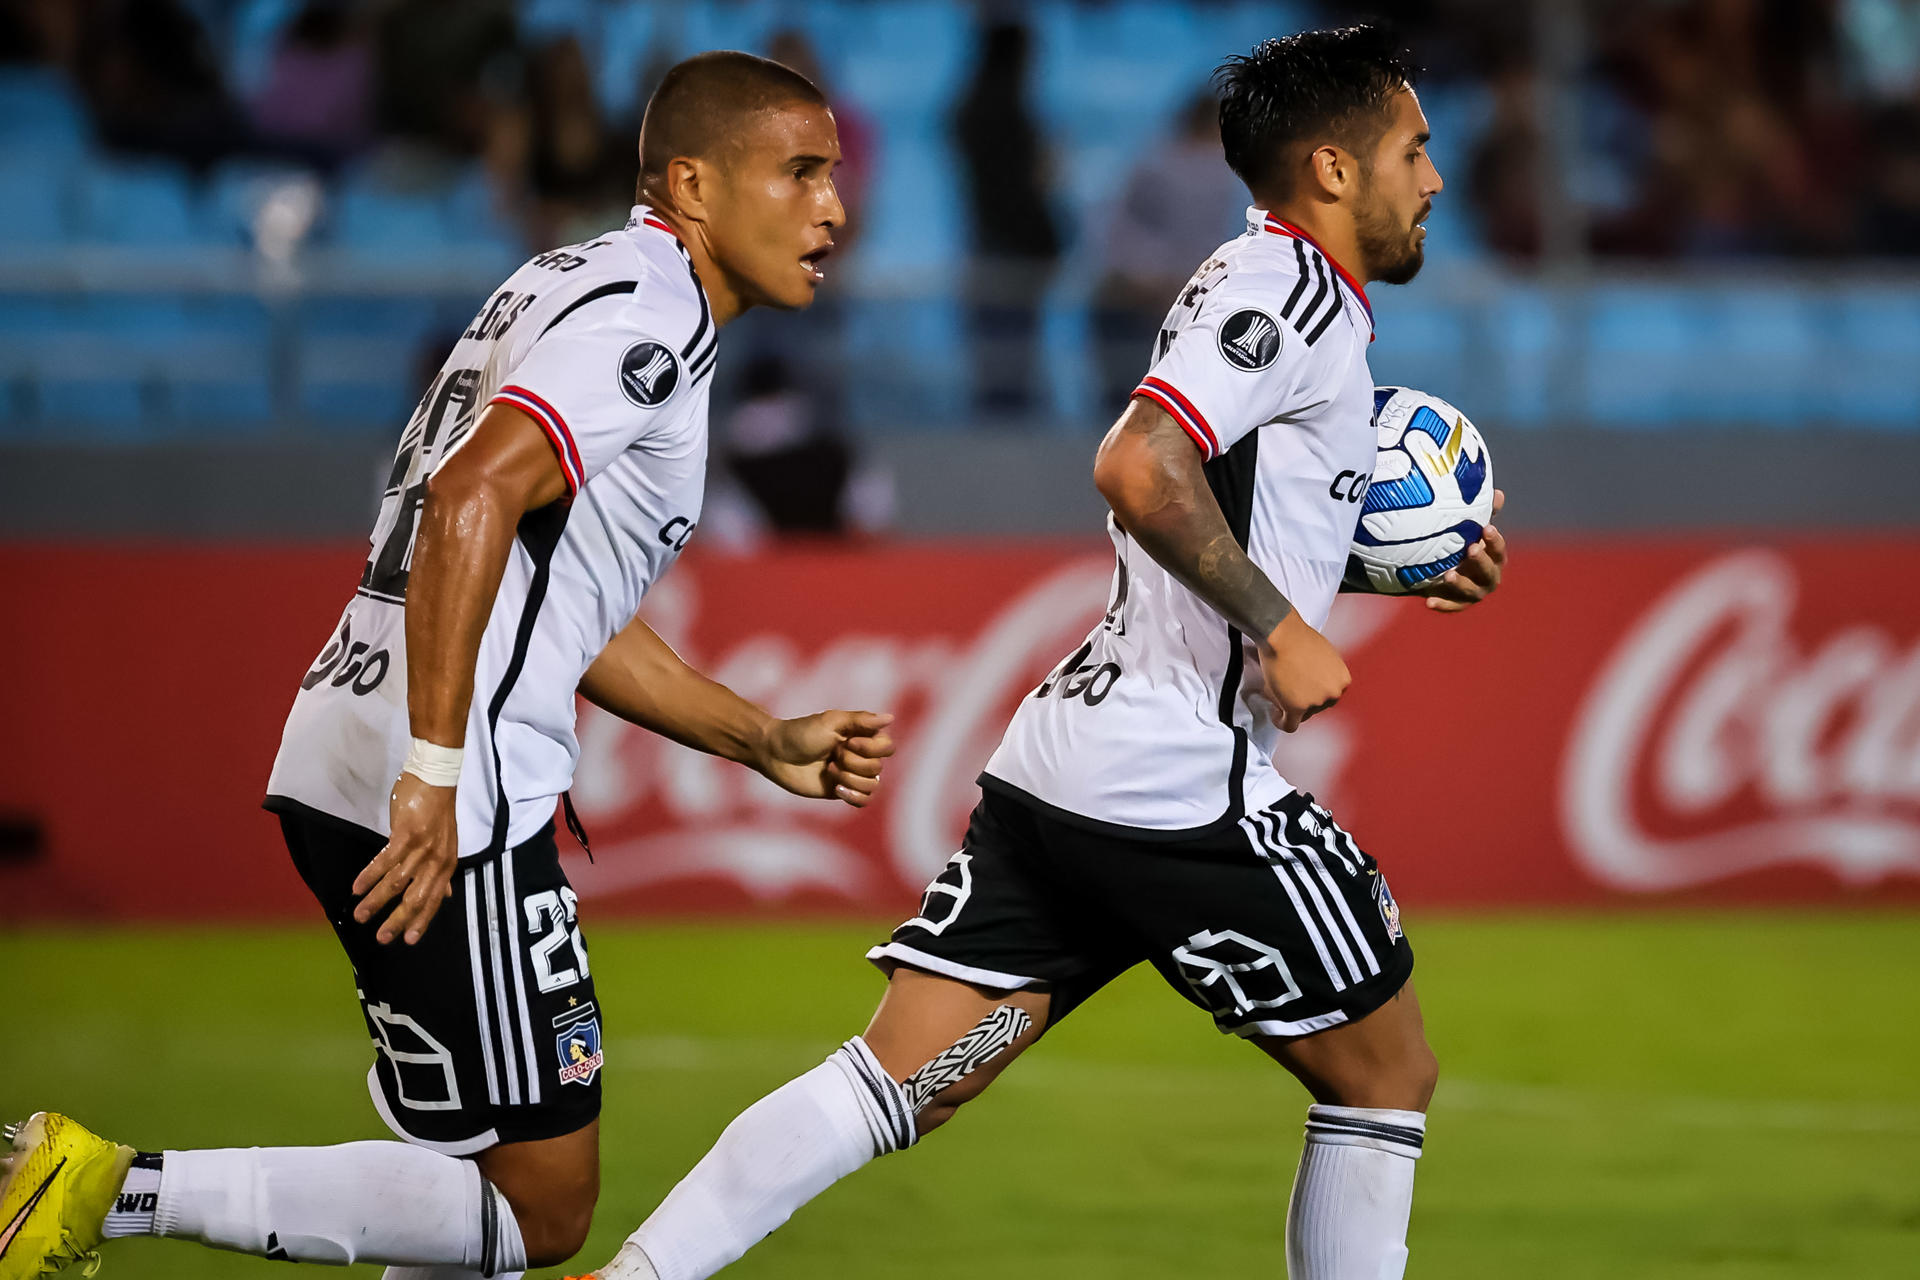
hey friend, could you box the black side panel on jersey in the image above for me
[482,500,572,858]
[1202,431,1261,817]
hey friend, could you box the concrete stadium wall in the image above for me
[4,427,1920,540]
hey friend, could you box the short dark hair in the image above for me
[638,50,826,183]
[1213,26,1420,195]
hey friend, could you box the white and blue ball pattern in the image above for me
[1345,386,1494,595]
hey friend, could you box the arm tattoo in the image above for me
[1119,421,1294,642]
[1195,531,1293,637]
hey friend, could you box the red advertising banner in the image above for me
[3,537,1918,920]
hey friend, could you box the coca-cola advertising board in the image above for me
[2,537,1917,919]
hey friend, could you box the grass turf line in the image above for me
[4,913,1916,1279]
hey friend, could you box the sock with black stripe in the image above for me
[105,1143,525,1273]
[604,1037,915,1280]
[1286,1105,1425,1280]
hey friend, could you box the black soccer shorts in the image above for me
[869,787,1412,1038]
[278,808,603,1152]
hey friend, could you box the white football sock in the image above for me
[1285,1105,1425,1280]
[100,1155,163,1237]
[611,1037,915,1280]
[134,1142,526,1274]
[383,1269,523,1279]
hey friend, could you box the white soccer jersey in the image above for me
[984,206,1380,834]
[267,206,717,856]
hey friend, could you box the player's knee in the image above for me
[1401,1038,1439,1111]
[908,1071,996,1136]
[1319,1036,1437,1112]
[500,1175,597,1268]
[511,1195,595,1269]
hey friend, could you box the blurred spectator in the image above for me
[518,35,633,246]
[1465,56,1551,259]
[1090,90,1244,415]
[952,20,1062,419]
[76,0,246,170]
[373,0,519,159]
[1463,0,1860,260]
[0,0,81,70]
[1861,104,1920,255]
[249,1,372,170]
[720,354,863,535]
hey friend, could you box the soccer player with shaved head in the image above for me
[1,52,893,1280]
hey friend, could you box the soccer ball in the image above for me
[1345,387,1494,595]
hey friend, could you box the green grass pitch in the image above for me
[6,913,1917,1279]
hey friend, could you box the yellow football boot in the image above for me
[0,1114,135,1279]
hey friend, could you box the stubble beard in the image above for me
[1355,184,1425,286]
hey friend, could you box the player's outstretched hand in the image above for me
[1417,487,1507,613]
[756,710,896,807]
[353,771,460,945]
[1260,612,1351,733]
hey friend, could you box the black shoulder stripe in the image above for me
[1279,239,1313,319]
[689,342,719,385]
[540,281,637,337]
[1303,275,1343,345]
[679,262,713,359]
[1294,253,1331,340]
[686,330,717,371]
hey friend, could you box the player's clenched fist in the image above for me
[353,771,460,945]
[1259,612,1351,733]
[755,710,896,807]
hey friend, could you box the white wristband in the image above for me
[402,738,465,788]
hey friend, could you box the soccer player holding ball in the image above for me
[571,26,1505,1280]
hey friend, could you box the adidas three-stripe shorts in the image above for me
[869,787,1412,1038]
[278,809,603,1153]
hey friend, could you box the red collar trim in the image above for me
[641,214,679,240]
[1264,215,1372,326]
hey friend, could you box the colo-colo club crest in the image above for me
[555,1002,605,1087]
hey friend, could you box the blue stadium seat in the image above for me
[1826,292,1920,427]
[44,297,189,429]
[298,293,449,425]
[1686,288,1812,426]
[29,329,151,430]
[0,291,277,430]
[74,160,208,245]
[1369,296,1474,412]
[592,3,660,121]
[0,67,90,154]
[439,167,526,256]
[675,0,782,61]
[857,114,962,274]
[838,1,970,114]
[1486,285,1560,428]
[842,294,967,426]
[1584,286,1697,426]
[167,297,278,425]
[0,155,73,244]
[521,0,601,43]
[332,177,449,251]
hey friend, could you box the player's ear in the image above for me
[665,156,712,224]
[1307,143,1350,200]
